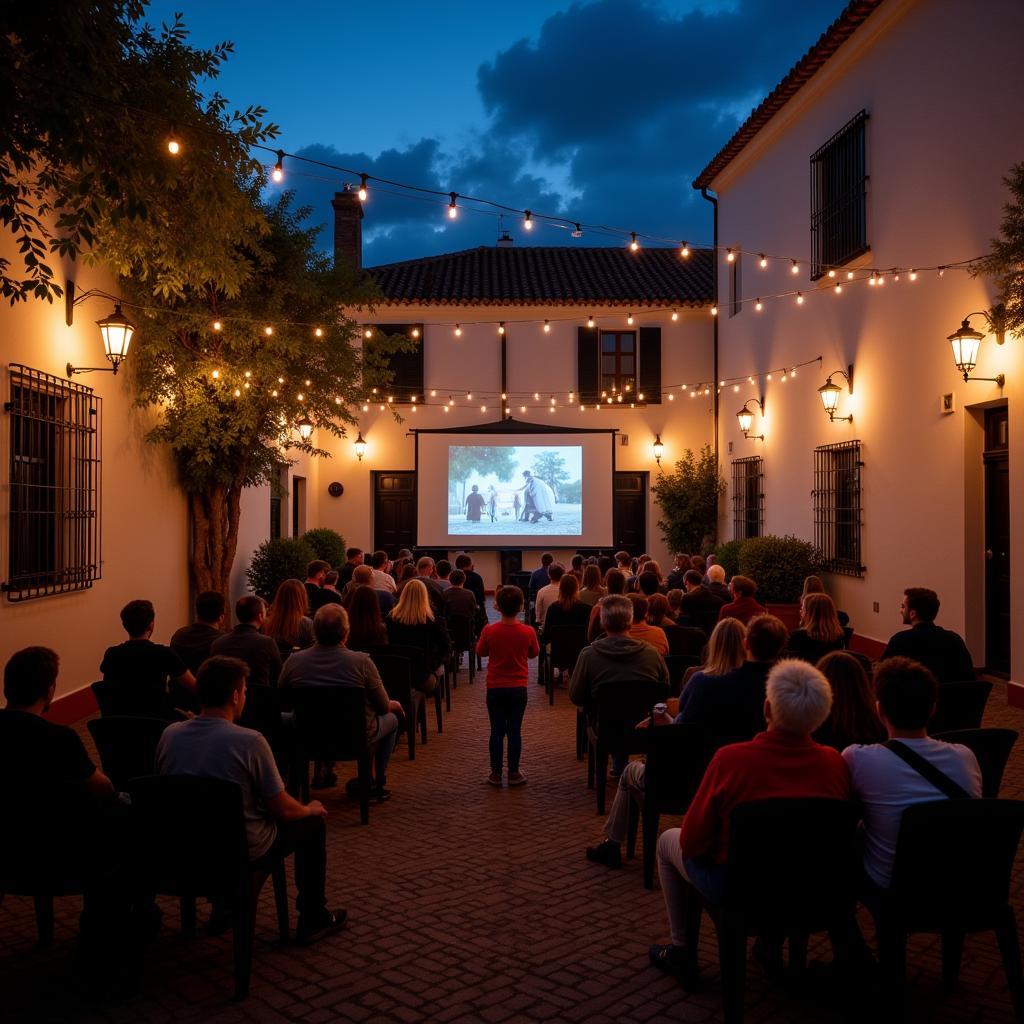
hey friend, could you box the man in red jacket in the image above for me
[649,658,851,984]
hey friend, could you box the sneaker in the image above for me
[508,772,527,787]
[486,773,503,786]
[374,786,392,803]
[585,840,623,868]
[295,908,347,946]
[649,944,700,988]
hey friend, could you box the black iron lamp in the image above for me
[948,312,1006,386]
[736,397,765,441]
[818,365,854,423]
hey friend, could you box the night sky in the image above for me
[144,0,848,266]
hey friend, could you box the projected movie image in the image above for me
[448,445,583,536]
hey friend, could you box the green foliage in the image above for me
[301,528,347,569]
[246,537,316,602]
[973,163,1024,333]
[448,446,519,504]
[652,445,725,555]
[737,535,822,604]
[531,451,571,497]
[560,478,582,503]
[1,5,278,303]
[714,538,744,579]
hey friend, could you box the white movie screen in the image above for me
[449,444,583,537]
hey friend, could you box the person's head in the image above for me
[644,560,663,581]
[598,555,614,576]
[449,568,466,588]
[265,579,308,642]
[196,656,249,716]
[195,590,226,626]
[306,559,330,584]
[707,564,726,585]
[347,584,384,642]
[600,594,634,634]
[628,593,649,624]
[802,575,825,597]
[615,550,631,568]
[541,552,554,568]
[313,603,349,646]
[393,578,433,625]
[683,569,704,592]
[522,470,532,479]
[817,651,885,744]
[397,548,413,562]
[666,588,684,614]
[236,595,265,626]
[582,564,602,591]
[558,573,580,610]
[455,553,473,572]
[416,556,435,577]
[604,568,626,595]
[496,585,524,619]
[471,484,479,493]
[647,593,673,627]
[745,614,788,663]
[121,599,155,639]
[324,570,339,589]
[548,563,565,583]
[673,553,690,569]
[875,656,939,732]
[902,587,940,625]
[371,550,389,570]
[801,593,844,642]
[706,555,717,569]
[398,564,417,584]
[704,618,747,676]
[353,564,373,586]
[4,646,59,710]
[765,660,833,734]
[730,574,757,599]
[637,572,660,597]
[690,555,706,573]
[571,554,584,571]
[346,547,363,565]
[436,559,452,579]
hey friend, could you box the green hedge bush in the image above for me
[737,534,822,604]
[246,537,317,602]
[714,539,744,579]
[301,527,347,569]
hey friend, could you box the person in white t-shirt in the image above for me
[534,562,565,628]
[843,656,981,890]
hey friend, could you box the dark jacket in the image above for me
[676,660,773,744]
[786,628,846,665]
[880,622,974,685]
[707,581,732,603]
[569,634,669,707]
[541,600,593,640]
[169,622,223,675]
[385,616,450,687]
[211,624,282,687]
[678,586,726,635]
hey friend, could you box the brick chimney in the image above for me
[332,187,364,271]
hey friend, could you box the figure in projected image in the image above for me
[486,485,499,523]
[513,492,521,519]
[465,484,486,521]
[517,470,555,523]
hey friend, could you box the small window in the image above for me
[599,331,637,397]
[731,456,763,539]
[4,364,102,601]
[813,440,864,576]
[363,324,424,403]
[810,110,869,280]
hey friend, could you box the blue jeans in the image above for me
[486,688,528,774]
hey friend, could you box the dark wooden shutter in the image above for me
[366,324,424,403]
[638,326,661,404]
[577,326,599,403]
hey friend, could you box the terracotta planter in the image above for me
[766,602,801,632]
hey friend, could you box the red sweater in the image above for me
[476,620,539,688]
[680,730,851,863]
[718,595,767,625]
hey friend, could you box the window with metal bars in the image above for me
[731,456,764,539]
[810,110,869,280]
[4,365,102,600]
[813,440,864,576]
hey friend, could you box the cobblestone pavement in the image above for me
[3,639,1024,1023]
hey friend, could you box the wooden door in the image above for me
[984,407,1010,674]
[373,471,416,554]
[613,471,647,555]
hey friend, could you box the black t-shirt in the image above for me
[170,622,223,675]
[306,582,343,614]
[100,639,187,715]
[0,710,95,794]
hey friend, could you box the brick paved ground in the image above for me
[4,629,1024,1023]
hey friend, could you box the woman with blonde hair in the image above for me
[680,616,746,688]
[386,579,449,693]
[265,578,314,659]
[787,592,846,663]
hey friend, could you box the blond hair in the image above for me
[801,593,843,643]
[392,578,433,625]
[703,617,746,676]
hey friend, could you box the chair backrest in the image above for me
[725,798,860,930]
[237,684,292,745]
[127,775,248,896]
[889,798,1024,929]
[664,654,700,696]
[641,723,713,813]
[663,626,708,658]
[86,716,169,790]
[930,727,1018,799]
[446,614,475,653]
[371,653,414,707]
[289,684,369,760]
[91,678,168,719]
[593,679,671,750]
[929,679,993,733]
[547,624,589,672]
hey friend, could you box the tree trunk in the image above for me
[187,475,247,619]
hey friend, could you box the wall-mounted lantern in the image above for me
[354,430,367,461]
[297,416,314,442]
[818,365,854,423]
[736,397,765,441]
[948,311,1006,386]
[65,284,136,377]
[653,433,664,467]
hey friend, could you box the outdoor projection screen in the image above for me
[415,430,615,548]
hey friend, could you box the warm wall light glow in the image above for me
[264,326,273,336]
[791,260,799,275]
[314,327,323,338]
[726,248,735,262]
[96,303,135,371]
[671,310,679,321]
[543,320,551,332]
[587,315,595,328]
[652,434,664,464]
[627,313,634,325]
[454,324,462,337]
[354,431,367,461]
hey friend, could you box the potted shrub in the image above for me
[652,445,726,555]
[301,527,347,569]
[247,537,317,602]
[714,538,744,580]
[737,535,822,629]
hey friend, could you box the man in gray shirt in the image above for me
[279,605,403,798]
[156,656,345,945]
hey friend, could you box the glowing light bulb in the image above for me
[726,248,735,263]
[233,388,241,397]
[167,131,181,155]
[448,192,458,219]
[498,322,505,335]
[314,327,323,338]
[362,403,369,412]
[523,210,533,231]
[668,393,674,401]
[827,269,836,279]
[755,298,763,312]
[835,284,843,294]
[211,369,220,380]
[271,389,278,397]
[501,392,507,400]
[627,313,634,325]
[791,260,799,275]
[759,254,767,269]
[587,315,595,328]
[297,392,305,402]
[431,389,437,397]
[264,326,273,336]
[680,242,690,258]
[244,370,252,379]
[710,305,718,317]
[909,269,917,281]
[796,292,804,305]
[671,310,678,321]
[521,405,527,413]
[534,392,540,400]
[938,267,945,278]
[481,405,487,413]
[630,232,639,252]
[543,320,550,332]
[411,328,420,338]
[358,174,368,202]
[847,270,854,280]
[272,151,284,183]
[467,392,473,401]
[212,320,222,332]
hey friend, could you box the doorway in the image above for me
[984,406,1010,674]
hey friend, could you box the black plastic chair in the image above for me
[446,613,476,686]
[87,716,169,791]
[237,684,294,771]
[372,652,427,759]
[127,775,289,1000]
[877,798,1024,1019]
[544,624,589,706]
[682,798,860,1024]
[91,678,173,719]
[665,654,701,696]
[929,679,993,733]
[384,641,445,734]
[586,678,671,814]
[625,723,712,889]
[288,685,373,824]
[663,626,709,659]
[933,728,1018,798]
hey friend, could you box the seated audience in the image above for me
[578,564,606,607]
[614,550,634,583]
[880,587,974,685]
[435,559,453,591]
[787,593,846,663]
[156,656,345,943]
[369,550,398,593]
[676,613,788,743]
[636,572,663,598]
[170,590,226,675]
[843,656,981,890]
[587,568,627,642]
[443,569,479,621]
[211,596,282,687]
[343,564,395,616]
[705,563,731,603]
[102,599,195,716]
[401,557,446,617]
[677,569,726,635]
[570,554,585,581]
[529,553,555,600]
[345,585,388,653]
[701,554,717,585]
[336,547,364,589]
[390,556,411,585]
[814,651,887,751]
[279,606,403,797]
[597,555,615,577]
[666,588,684,620]
[323,571,341,594]
[541,573,592,640]
[641,561,664,590]
[680,616,746,689]
[627,595,669,655]
[802,574,850,628]
[264,579,315,659]
[305,560,342,613]
[665,554,691,591]
[455,553,488,626]
[397,564,417,586]
[689,555,706,575]
[650,659,850,983]
[717,574,767,625]
[535,563,565,628]
[646,594,675,629]
[386,579,450,694]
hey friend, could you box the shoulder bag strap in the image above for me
[884,740,973,800]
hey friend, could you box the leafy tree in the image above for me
[651,445,725,554]
[973,163,1024,333]
[301,528,347,569]
[1,4,277,303]
[448,446,518,505]
[246,537,316,603]
[531,451,570,499]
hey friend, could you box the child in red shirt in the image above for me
[476,585,539,787]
